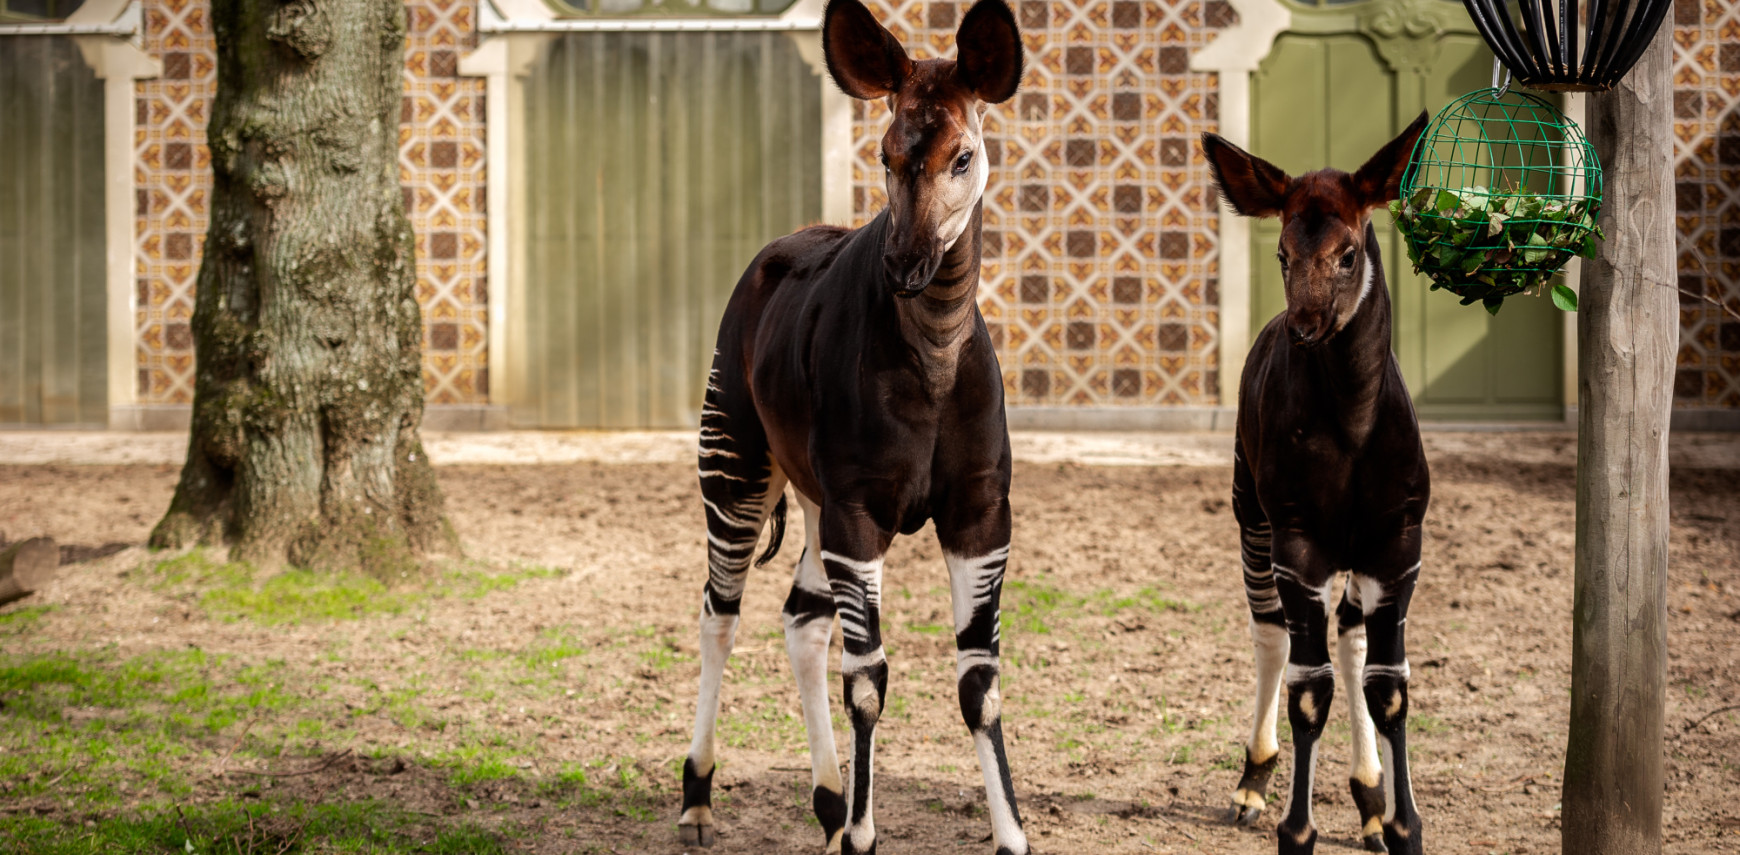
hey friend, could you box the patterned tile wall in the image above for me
[133,0,489,406]
[1673,0,1740,408]
[126,0,1740,413]
[852,0,1235,406]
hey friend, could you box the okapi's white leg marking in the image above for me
[946,546,1008,641]
[821,551,883,647]
[783,496,845,852]
[686,600,738,782]
[1339,621,1382,790]
[1241,522,1280,615]
[944,548,1027,855]
[685,457,786,840]
[1248,617,1289,765]
[1355,564,1418,614]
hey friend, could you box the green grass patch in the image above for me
[0,604,56,635]
[0,798,508,855]
[147,550,562,626]
[1002,576,1200,637]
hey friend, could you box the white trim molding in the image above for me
[1189,0,1291,406]
[62,0,161,429]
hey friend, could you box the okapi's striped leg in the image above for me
[942,534,1029,855]
[1230,518,1288,827]
[782,495,847,853]
[1272,556,1338,855]
[1356,563,1423,855]
[820,511,893,855]
[680,389,788,848]
[1336,577,1386,852]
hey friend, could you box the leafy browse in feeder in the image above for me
[1391,86,1603,315]
[1389,185,1601,314]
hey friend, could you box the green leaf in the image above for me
[1551,283,1578,312]
[1434,190,1460,214]
[1483,296,1504,315]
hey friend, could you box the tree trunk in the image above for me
[1562,19,1674,855]
[151,0,453,572]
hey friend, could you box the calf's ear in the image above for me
[954,0,1023,104]
[823,0,913,100]
[1352,111,1429,208]
[1201,133,1291,219]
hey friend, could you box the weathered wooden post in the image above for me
[1561,20,1675,855]
[1449,0,1677,847]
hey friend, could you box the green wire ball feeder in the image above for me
[1389,85,1603,314]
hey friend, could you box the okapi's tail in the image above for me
[755,493,788,567]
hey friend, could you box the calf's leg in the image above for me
[1272,545,1337,855]
[1229,446,1287,826]
[1356,561,1423,855]
[1337,578,1386,852]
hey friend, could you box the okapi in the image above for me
[677,1,1029,853]
[1201,114,1431,855]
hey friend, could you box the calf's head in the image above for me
[1201,114,1427,347]
[823,0,1022,297]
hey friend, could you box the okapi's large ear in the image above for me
[823,0,913,100]
[954,0,1023,104]
[1352,111,1429,209]
[1201,132,1291,219]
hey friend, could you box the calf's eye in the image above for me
[1340,248,1357,269]
[952,151,973,175]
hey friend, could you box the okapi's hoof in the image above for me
[1224,799,1264,826]
[678,822,716,847]
[1362,831,1387,852]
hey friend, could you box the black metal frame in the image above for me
[1461,0,1673,91]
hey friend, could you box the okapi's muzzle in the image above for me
[883,245,942,297]
[1286,310,1332,348]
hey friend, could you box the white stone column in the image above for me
[1188,0,1290,406]
[69,0,161,429]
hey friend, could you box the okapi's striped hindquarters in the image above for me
[678,1,1028,853]
[1204,115,1432,855]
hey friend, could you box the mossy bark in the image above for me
[151,0,454,573]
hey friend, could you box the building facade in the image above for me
[0,0,1735,429]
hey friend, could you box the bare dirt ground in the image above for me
[0,431,1736,854]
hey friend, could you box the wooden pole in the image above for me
[1562,18,1675,855]
[0,537,58,607]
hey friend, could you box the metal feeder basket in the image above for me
[1390,83,1603,314]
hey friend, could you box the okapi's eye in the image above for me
[879,152,890,174]
[1340,248,1357,270]
[952,151,973,176]
[1276,252,1289,271]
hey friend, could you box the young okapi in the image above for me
[1201,114,1431,855]
[678,2,1029,853]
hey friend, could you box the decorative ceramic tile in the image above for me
[851,0,1232,406]
[1672,0,1740,408]
[132,0,489,406]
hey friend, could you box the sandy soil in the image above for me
[1,432,1737,854]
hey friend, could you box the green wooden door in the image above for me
[519,31,822,428]
[1250,0,1563,420]
[0,35,107,426]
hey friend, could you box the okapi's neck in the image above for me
[893,203,984,362]
[1306,230,1393,443]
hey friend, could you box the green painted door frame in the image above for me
[1249,0,1566,420]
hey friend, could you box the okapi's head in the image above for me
[1201,113,1428,347]
[823,0,1022,297]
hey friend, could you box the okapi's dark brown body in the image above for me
[678,3,1030,853]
